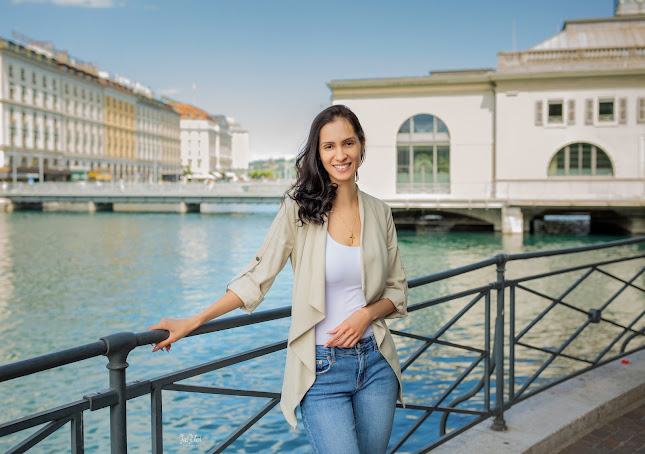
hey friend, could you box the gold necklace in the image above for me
[333,206,358,245]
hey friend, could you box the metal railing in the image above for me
[1,237,644,453]
[0,181,291,196]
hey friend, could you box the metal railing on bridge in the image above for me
[1,237,644,453]
[0,181,291,197]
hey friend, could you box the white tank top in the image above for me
[315,232,373,345]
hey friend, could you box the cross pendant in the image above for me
[349,234,355,245]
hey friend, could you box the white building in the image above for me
[328,0,645,234]
[228,117,250,171]
[210,114,233,171]
[171,103,241,178]
[172,103,226,177]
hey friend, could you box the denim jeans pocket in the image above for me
[315,355,332,375]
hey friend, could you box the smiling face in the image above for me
[318,117,364,186]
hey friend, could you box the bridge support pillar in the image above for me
[625,215,645,235]
[502,206,523,234]
[0,198,13,212]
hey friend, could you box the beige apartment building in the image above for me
[0,36,181,183]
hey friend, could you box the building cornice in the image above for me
[492,66,645,82]
[328,65,645,98]
[328,72,495,98]
[563,14,645,29]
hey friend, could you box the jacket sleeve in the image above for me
[380,205,408,319]
[226,200,296,314]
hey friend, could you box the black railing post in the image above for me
[491,254,508,431]
[151,386,163,453]
[71,412,84,454]
[101,332,137,454]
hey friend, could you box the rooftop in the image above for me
[533,14,645,50]
[497,12,645,75]
[168,102,213,121]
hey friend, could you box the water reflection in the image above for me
[0,214,13,339]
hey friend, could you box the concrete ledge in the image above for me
[432,349,645,454]
[0,198,12,212]
[112,202,194,213]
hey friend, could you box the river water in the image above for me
[0,207,643,453]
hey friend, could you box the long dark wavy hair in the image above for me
[287,105,366,225]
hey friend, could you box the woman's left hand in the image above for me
[324,308,372,348]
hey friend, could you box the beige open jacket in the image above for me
[226,187,408,429]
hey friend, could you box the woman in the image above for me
[148,105,408,453]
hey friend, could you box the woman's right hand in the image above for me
[147,316,200,352]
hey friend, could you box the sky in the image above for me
[1,0,615,160]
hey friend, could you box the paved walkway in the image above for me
[431,349,645,454]
[557,403,645,453]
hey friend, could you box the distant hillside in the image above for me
[248,157,296,180]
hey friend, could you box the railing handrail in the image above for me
[0,306,292,384]
[409,236,645,288]
[505,236,645,261]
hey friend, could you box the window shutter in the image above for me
[567,100,575,125]
[535,100,543,126]
[638,98,645,124]
[585,99,594,125]
[619,98,627,124]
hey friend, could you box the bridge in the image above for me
[1,181,644,234]
[0,237,643,453]
[0,181,289,213]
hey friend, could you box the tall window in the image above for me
[9,109,15,146]
[548,142,613,176]
[396,114,450,193]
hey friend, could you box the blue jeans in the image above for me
[300,335,399,454]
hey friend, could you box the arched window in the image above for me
[396,114,450,193]
[548,142,613,176]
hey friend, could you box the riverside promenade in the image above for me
[560,402,645,453]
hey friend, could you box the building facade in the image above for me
[228,117,250,171]
[328,1,645,233]
[0,37,181,183]
[210,115,233,172]
[136,95,182,182]
[172,102,219,178]
[171,103,236,177]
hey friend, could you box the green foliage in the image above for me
[249,169,274,179]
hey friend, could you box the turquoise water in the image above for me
[0,209,643,453]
